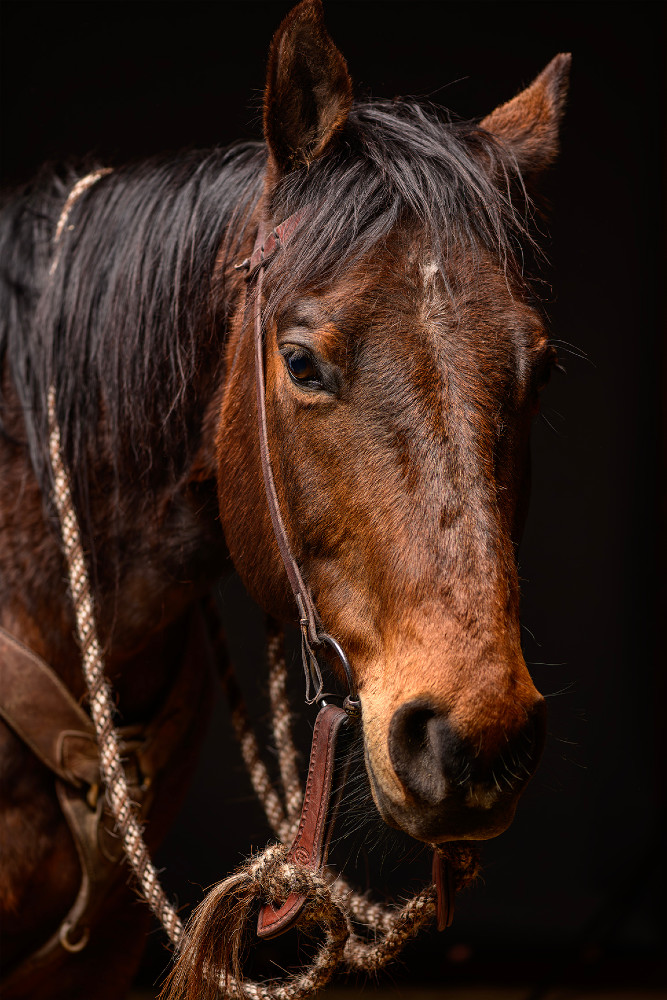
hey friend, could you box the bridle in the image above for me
[235,212,374,938]
[239,212,359,711]
[237,212,457,938]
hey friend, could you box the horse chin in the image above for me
[363,746,519,844]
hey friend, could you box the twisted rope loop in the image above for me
[164,844,351,1000]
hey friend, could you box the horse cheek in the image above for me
[215,350,294,621]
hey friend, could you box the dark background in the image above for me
[2,1,665,995]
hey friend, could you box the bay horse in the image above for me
[0,1,570,996]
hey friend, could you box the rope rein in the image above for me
[46,172,480,999]
[47,386,185,949]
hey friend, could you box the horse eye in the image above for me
[283,348,321,386]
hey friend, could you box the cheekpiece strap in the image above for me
[246,210,356,706]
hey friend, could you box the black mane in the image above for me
[0,143,265,497]
[0,98,527,504]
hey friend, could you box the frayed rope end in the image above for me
[159,868,257,1000]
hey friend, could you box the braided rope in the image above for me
[49,168,112,276]
[177,844,352,1000]
[48,409,467,994]
[48,385,185,947]
[266,623,302,836]
[222,662,290,843]
[46,172,478,999]
[47,167,184,945]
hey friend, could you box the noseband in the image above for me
[238,214,359,711]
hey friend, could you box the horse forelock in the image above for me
[262,99,535,325]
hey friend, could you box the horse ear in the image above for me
[480,54,572,179]
[263,0,353,175]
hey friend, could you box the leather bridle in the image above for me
[239,212,454,937]
[239,213,359,711]
[233,215,368,937]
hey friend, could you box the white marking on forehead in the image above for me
[420,260,439,288]
[418,258,446,333]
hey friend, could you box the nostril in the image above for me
[388,697,547,807]
[397,703,434,753]
[389,699,468,805]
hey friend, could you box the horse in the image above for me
[0,1,570,996]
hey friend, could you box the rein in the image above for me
[8,174,481,998]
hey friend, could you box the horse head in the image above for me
[217,0,570,845]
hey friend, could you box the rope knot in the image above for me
[162,843,350,1000]
[243,844,321,913]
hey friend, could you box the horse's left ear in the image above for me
[263,0,353,175]
[481,53,572,179]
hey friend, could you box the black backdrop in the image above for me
[2,1,665,994]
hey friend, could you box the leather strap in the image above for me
[242,214,301,276]
[0,627,98,788]
[249,217,322,692]
[432,849,454,930]
[256,702,349,939]
[0,605,213,988]
[245,215,359,706]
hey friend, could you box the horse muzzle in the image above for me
[364,695,547,843]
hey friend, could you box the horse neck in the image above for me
[0,384,221,721]
[0,152,263,713]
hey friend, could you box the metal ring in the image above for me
[59,920,90,953]
[317,632,356,700]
